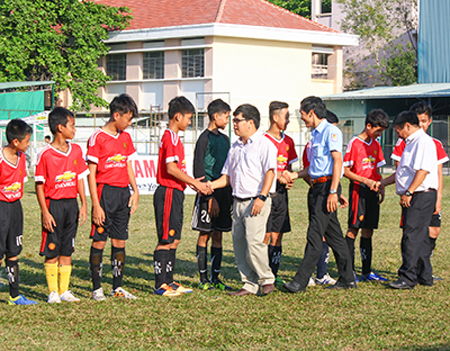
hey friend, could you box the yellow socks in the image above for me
[44,262,58,293]
[58,265,72,294]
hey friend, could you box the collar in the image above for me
[405,128,424,144]
[312,119,328,135]
[238,130,261,146]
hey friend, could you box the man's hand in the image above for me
[400,194,412,208]
[327,193,339,213]
[128,192,139,215]
[42,212,56,233]
[280,171,295,184]
[92,204,106,226]
[251,198,265,216]
[378,186,385,205]
[365,179,381,192]
[208,197,220,217]
[79,203,87,225]
[434,198,442,215]
[339,194,349,209]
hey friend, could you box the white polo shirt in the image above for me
[222,131,277,198]
[395,128,438,195]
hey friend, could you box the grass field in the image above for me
[0,177,449,350]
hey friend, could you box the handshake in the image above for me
[189,177,215,196]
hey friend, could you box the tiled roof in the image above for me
[96,0,336,33]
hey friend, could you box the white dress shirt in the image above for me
[222,131,277,198]
[395,128,438,195]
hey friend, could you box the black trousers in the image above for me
[399,191,436,286]
[293,180,354,289]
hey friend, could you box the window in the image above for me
[182,49,204,78]
[311,53,329,79]
[143,52,164,79]
[106,54,126,81]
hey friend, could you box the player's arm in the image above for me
[400,169,429,208]
[209,174,230,191]
[343,167,380,192]
[87,162,105,226]
[327,151,342,213]
[166,162,210,195]
[251,169,275,216]
[376,167,385,204]
[435,163,443,214]
[193,136,214,201]
[77,178,88,225]
[127,161,139,216]
[36,182,56,232]
[280,167,309,184]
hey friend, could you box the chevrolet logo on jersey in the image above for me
[277,155,288,163]
[362,155,376,164]
[55,171,76,182]
[3,182,21,192]
[107,154,127,163]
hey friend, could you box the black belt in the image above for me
[234,193,276,202]
[413,189,436,194]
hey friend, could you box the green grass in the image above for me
[0,177,450,350]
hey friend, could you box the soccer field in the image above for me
[0,177,449,350]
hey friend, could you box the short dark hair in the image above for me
[366,109,389,128]
[300,96,327,119]
[269,101,289,123]
[207,99,231,121]
[6,119,33,144]
[410,101,432,118]
[110,94,138,118]
[49,107,74,135]
[45,135,51,141]
[393,111,419,129]
[325,110,339,124]
[168,96,195,119]
[233,104,260,129]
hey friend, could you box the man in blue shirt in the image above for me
[280,96,355,292]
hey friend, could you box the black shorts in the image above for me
[191,186,232,233]
[40,198,79,258]
[266,185,291,234]
[154,186,184,244]
[430,212,441,228]
[0,200,23,258]
[90,184,131,241]
[348,181,380,229]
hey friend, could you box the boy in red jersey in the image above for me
[153,96,210,297]
[343,109,389,282]
[0,119,37,305]
[35,107,89,303]
[87,94,139,301]
[263,101,298,287]
[391,102,448,281]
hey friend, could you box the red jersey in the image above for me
[302,141,312,169]
[87,129,137,187]
[157,129,187,191]
[0,149,27,202]
[343,137,386,181]
[35,142,89,200]
[263,132,298,172]
[392,138,449,164]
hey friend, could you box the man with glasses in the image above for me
[209,104,277,296]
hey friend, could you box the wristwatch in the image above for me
[329,189,337,195]
[405,190,413,197]
[258,194,267,202]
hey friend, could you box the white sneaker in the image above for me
[92,287,106,301]
[111,287,137,300]
[308,277,316,287]
[60,290,81,302]
[48,290,61,304]
[316,273,337,285]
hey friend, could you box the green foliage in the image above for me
[386,43,417,86]
[0,0,132,111]
[266,0,331,18]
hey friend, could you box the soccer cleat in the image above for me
[432,275,443,282]
[60,290,81,302]
[361,271,388,282]
[274,276,285,288]
[169,281,193,294]
[154,283,182,297]
[198,281,215,290]
[353,272,360,283]
[308,277,316,287]
[8,294,38,306]
[111,287,137,299]
[211,279,232,291]
[315,273,337,285]
[92,287,106,301]
[48,290,61,304]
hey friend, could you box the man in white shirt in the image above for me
[382,111,438,289]
[210,104,277,296]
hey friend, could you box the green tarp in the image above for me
[0,90,44,119]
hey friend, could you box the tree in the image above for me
[336,0,417,88]
[266,0,331,19]
[0,0,132,111]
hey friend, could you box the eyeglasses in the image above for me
[232,118,247,124]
